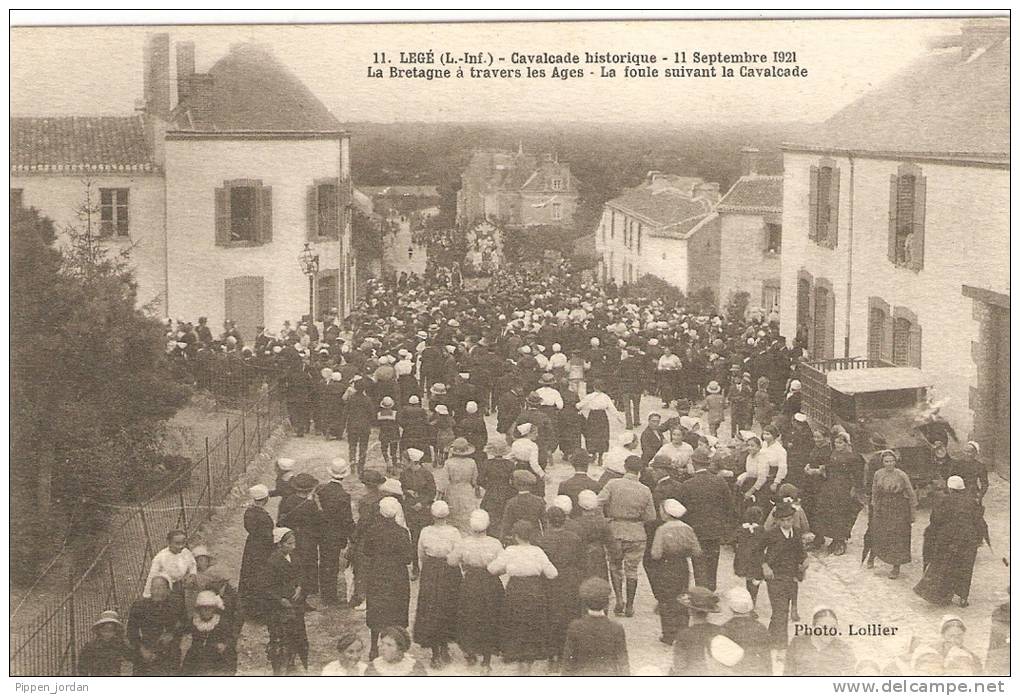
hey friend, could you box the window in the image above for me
[215,179,273,246]
[99,188,129,237]
[551,178,564,191]
[867,298,891,363]
[610,210,615,239]
[10,188,23,210]
[765,223,782,253]
[762,281,780,312]
[316,270,339,321]
[890,306,922,368]
[812,281,835,360]
[309,180,340,240]
[809,161,840,248]
[888,164,926,271]
[552,202,562,221]
[796,272,813,349]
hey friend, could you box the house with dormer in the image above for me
[11,33,357,341]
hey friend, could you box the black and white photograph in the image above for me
[8,11,1011,684]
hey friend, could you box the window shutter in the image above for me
[215,186,230,246]
[888,174,899,263]
[909,324,922,368]
[828,167,840,249]
[808,166,818,241]
[882,311,893,363]
[307,184,319,240]
[911,176,926,271]
[258,185,273,244]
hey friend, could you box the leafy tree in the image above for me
[10,186,188,582]
[726,289,752,322]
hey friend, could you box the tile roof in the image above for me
[716,175,783,214]
[607,186,714,227]
[786,25,1008,160]
[173,42,342,132]
[10,116,157,173]
[652,211,719,240]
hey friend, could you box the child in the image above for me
[753,378,773,433]
[268,457,296,498]
[376,396,400,474]
[429,404,455,468]
[764,483,810,622]
[704,381,726,437]
[733,506,766,607]
[77,610,127,676]
[760,502,808,647]
[180,591,237,676]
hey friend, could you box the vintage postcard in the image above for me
[8,12,1009,684]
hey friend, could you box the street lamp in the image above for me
[298,242,319,320]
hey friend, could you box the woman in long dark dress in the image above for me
[448,509,506,673]
[263,527,309,675]
[537,507,584,670]
[867,449,917,579]
[487,519,559,674]
[127,575,183,676]
[914,476,988,607]
[648,499,702,645]
[801,429,831,547]
[574,490,616,581]
[238,484,274,623]
[412,501,463,669]
[478,440,517,533]
[364,496,415,660]
[577,382,623,464]
[810,432,864,555]
[181,591,236,676]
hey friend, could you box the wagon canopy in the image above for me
[825,367,932,395]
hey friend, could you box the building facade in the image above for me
[10,34,358,342]
[716,152,784,316]
[456,147,579,228]
[595,172,720,295]
[778,20,1009,475]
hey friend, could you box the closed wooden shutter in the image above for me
[214,186,230,246]
[911,176,926,271]
[888,175,898,263]
[909,324,922,368]
[307,184,319,240]
[828,167,840,248]
[868,308,884,362]
[808,166,819,241]
[257,185,273,243]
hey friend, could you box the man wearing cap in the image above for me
[760,501,809,647]
[397,394,430,460]
[558,449,601,516]
[562,577,631,675]
[277,473,324,606]
[343,378,375,474]
[284,364,314,437]
[615,347,644,429]
[316,460,355,606]
[348,470,387,609]
[500,471,546,543]
[598,456,657,617]
[677,449,736,591]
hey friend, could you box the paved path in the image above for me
[200,395,1008,675]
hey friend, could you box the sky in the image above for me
[10,18,966,125]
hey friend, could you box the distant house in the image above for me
[456,146,579,228]
[361,185,442,219]
[595,172,721,296]
[716,147,784,315]
[11,34,358,342]
[778,19,1009,475]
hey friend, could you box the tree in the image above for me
[10,186,189,582]
[726,290,751,322]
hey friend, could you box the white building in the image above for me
[778,19,1009,476]
[716,148,784,316]
[595,172,720,295]
[11,34,358,343]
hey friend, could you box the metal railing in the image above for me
[10,386,285,676]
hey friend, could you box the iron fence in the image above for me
[10,386,285,676]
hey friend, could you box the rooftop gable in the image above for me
[716,175,783,214]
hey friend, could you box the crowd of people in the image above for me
[80,260,1006,676]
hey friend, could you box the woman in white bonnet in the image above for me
[412,501,463,668]
[447,509,505,673]
[363,496,415,660]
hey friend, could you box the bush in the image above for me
[725,290,751,322]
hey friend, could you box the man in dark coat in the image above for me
[479,440,517,532]
[344,378,375,474]
[277,473,323,603]
[284,366,314,437]
[348,470,386,609]
[399,448,437,579]
[558,449,600,516]
[760,502,808,647]
[496,384,524,435]
[500,470,546,542]
[677,450,736,591]
[315,461,355,606]
[640,412,665,464]
[263,530,309,675]
[511,392,556,467]
[562,578,630,675]
[397,395,430,456]
[324,372,348,439]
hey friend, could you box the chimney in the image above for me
[960,18,1009,61]
[694,182,721,206]
[187,73,214,125]
[739,146,760,177]
[646,170,662,184]
[175,41,195,105]
[143,33,171,121]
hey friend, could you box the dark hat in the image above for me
[291,472,318,493]
[569,448,593,468]
[525,391,544,406]
[361,470,386,487]
[512,469,537,489]
[679,586,721,613]
[691,449,712,468]
[578,577,612,610]
[773,502,797,519]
